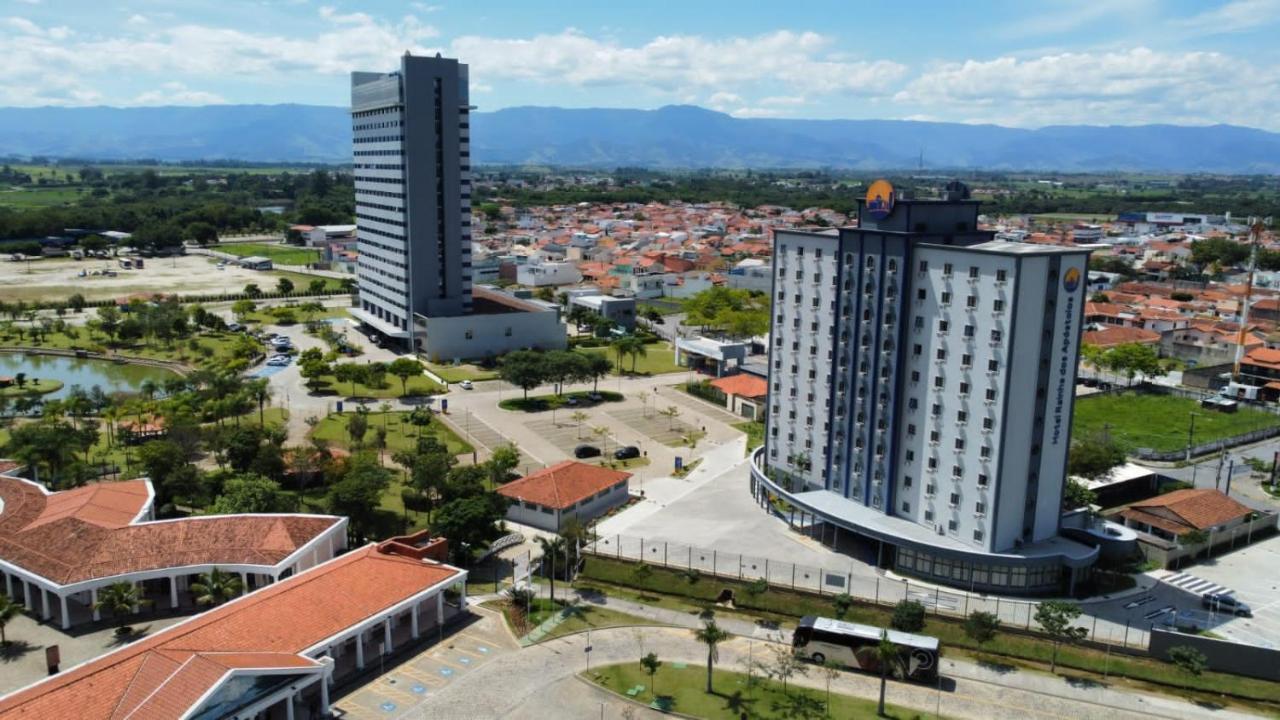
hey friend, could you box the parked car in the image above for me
[614,446,640,460]
[587,392,602,402]
[458,380,473,390]
[266,356,291,367]
[574,444,601,459]
[1202,593,1252,616]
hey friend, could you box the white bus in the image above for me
[793,616,940,682]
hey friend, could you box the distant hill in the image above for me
[2,103,1280,173]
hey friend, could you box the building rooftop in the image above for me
[497,460,631,510]
[0,543,463,720]
[1119,488,1254,535]
[709,373,768,399]
[0,469,342,587]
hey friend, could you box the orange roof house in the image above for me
[710,373,768,399]
[0,538,467,720]
[1118,489,1253,539]
[0,463,346,629]
[497,460,632,531]
[1081,326,1160,348]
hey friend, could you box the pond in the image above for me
[0,352,179,401]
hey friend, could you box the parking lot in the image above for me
[606,406,698,446]
[334,611,516,720]
[1158,533,1280,648]
[524,417,604,456]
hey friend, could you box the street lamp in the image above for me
[1187,412,1199,485]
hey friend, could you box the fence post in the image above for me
[1026,603,1032,630]
[1091,614,1098,640]
[663,542,668,567]
[934,587,940,616]
[640,537,645,561]
[738,554,743,580]
[875,576,880,604]
[688,546,692,570]
[765,559,769,582]
[791,565,796,590]
[616,534,621,560]
[1123,620,1130,648]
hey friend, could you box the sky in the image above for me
[3,0,1280,129]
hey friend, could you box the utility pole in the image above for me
[1232,219,1269,383]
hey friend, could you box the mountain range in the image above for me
[2,103,1279,173]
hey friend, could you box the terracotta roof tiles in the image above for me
[497,460,631,510]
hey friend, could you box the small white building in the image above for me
[497,461,632,532]
[517,259,583,287]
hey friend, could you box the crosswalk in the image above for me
[1163,571,1233,597]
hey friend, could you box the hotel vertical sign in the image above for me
[1051,266,1081,446]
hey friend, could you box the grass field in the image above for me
[313,370,444,399]
[498,389,624,412]
[311,410,473,456]
[0,379,64,397]
[589,663,933,719]
[218,243,321,266]
[734,420,764,454]
[580,341,685,376]
[0,186,91,208]
[487,598,666,641]
[0,326,248,371]
[424,361,500,383]
[270,270,349,293]
[1072,391,1280,452]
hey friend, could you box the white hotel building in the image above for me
[750,185,1106,595]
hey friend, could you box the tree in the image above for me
[819,659,842,717]
[276,277,295,295]
[767,643,808,694]
[890,599,926,633]
[833,593,853,619]
[570,410,589,438]
[190,568,244,607]
[499,350,545,399]
[388,357,422,396]
[345,410,369,447]
[1034,600,1088,673]
[640,652,662,700]
[963,610,1001,648]
[0,593,19,646]
[585,353,612,391]
[333,363,365,397]
[431,493,507,564]
[244,283,262,297]
[248,378,271,426]
[186,221,218,244]
[328,453,392,543]
[658,405,681,430]
[1067,431,1126,485]
[209,474,288,514]
[694,620,731,693]
[94,581,149,634]
[487,444,520,488]
[231,299,256,322]
[875,630,905,717]
[1103,343,1163,386]
[1168,645,1208,677]
[1063,478,1098,510]
[537,535,568,603]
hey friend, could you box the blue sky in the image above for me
[4,0,1280,128]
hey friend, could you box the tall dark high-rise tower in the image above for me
[351,54,472,343]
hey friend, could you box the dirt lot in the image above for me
[0,255,285,302]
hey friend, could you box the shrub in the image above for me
[890,600,927,633]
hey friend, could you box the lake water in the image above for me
[0,353,179,400]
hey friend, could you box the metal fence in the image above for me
[585,533,1151,651]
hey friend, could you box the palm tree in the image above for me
[190,568,244,607]
[874,630,905,717]
[249,379,271,426]
[0,593,21,646]
[570,410,589,438]
[537,535,568,604]
[694,620,731,693]
[94,581,149,635]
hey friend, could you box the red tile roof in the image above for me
[709,373,768,399]
[1120,489,1252,534]
[1081,326,1160,348]
[0,544,463,720]
[497,460,631,510]
[0,468,341,587]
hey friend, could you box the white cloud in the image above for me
[1174,0,1280,33]
[411,2,443,12]
[126,14,149,26]
[895,47,1280,128]
[760,95,805,106]
[0,9,440,105]
[13,0,41,5]
[450,29,906,98]
[132,81,225,106]
[706,91,741,111]
[729,107,786,118]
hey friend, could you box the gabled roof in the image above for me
[497,460,631,510]
[0,543,463,720]
[1121,488,1252,533]
[709,373,768,399]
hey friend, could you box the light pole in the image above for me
[1187,412,1198,485]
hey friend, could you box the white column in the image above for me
[240,572,249,592]
[4,572,12,598]
[383,619,392,654]
[285,690,295,720]
[458,582,467,611]
[355,631,365,670]
[60,594,70,630]
[91,587,101,622]
[22,579,32,609]
[436,592,444,624]
[320,675,330,715]
[169,576,179,609]
[411,601,420,639]
[41,588,50,620]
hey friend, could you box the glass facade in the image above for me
[894,547,1062,593]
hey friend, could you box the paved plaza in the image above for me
[606,406,698,446]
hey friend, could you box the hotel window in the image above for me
[948,518,958,531]
[939,320,950,332]
[978,473,989,486]
[902,501,911,513]
[913,343,923,356]
[973,529,984,542]
[986,388,997,401]
[959,382,969,395]
[911,370,921,382]
[925,509,934,521]
[931,403,941,415]
[943,263,953,276]
[982,417,994,430]
[980,446,991,458]
[919,260,928,272]
[969,266,979,279]
[967,295,977,308]
[991,329,1003,342]
[928,458,938,470]
[957,410,968,423]
[996,269,1007,282]
[915,316,925,329]
[975,501,986,514]
[934,376,944,389]
[917,288,927,300]
[994,299,1005,312]
[952,465,962,478]
[930,430,940,442]
[962,353,972,367]
[936,348,947,360]
[964,324,975,338]
[988,359,999,372]
[941,291,952,304]
[904,474,913,487]
[907,423,917,435]
[949,492,960,505]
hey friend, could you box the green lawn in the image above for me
[313,372,445,399]
[578,557,1280,707]
[218,242,321,265]
[0,378,64,397]
[0,327,249,371]
[270,270,350,293]
[424,361,500,383]
[0,186,90,208]
[311,410,473,456]
[488,598,667,641]
[589,663,934,719]
[240,304,346,326]
[734,421,764,455]
[498,389,623,412]
[1072,391,1280,452]
[580,341,685,376]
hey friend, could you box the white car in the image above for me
[266,356,291,367]
[459,380,473,390]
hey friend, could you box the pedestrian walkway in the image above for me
[1162,571,1233,596]
[441,411,510,454]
